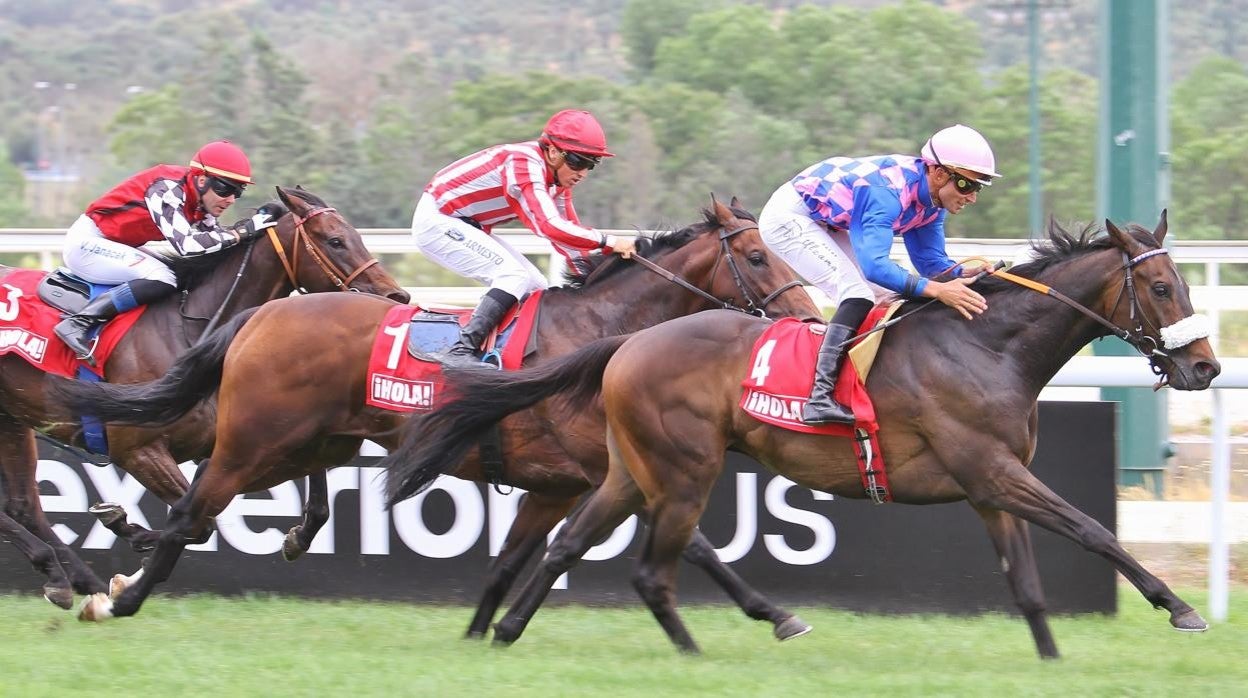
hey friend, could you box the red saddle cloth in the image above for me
[739,311,893,502]
[365,291,543,412]
[0,270,145,378]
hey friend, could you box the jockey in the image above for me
[759,124,998,425]
[410,109,639,363]
[54,140,285,367]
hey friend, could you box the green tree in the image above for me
[619,0,723,78]
[0,142,31,226]
[106,86,207,171]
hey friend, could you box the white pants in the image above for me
[62,215,177,286]
[410,194,547,301]
[758,184,887,306]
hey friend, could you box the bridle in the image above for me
[265,206,381,293]
[630,223,803,318]
[190,206,382,339]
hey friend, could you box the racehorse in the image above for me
[2,186,409,608]
[379,213,1221,658]
[50,197,822,635]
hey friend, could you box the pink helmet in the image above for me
[921,124,999,185]
[541,109,613,157]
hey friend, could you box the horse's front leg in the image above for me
[0,510,75,609]
[975,507,1059,658]
[91,454,204,553]
[966,463,1205,632]
[283,472,329,561]
[466,492,577,639]
[681,527,812,641]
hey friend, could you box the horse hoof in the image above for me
[464,629,487,641]
[108,574,129,600]
[492,622,518,647]
[43,585,74,610]
[77,593,114,622]
[282,528,304,562]
[88,502,126,527]
[1171,609,1209,632]
[774,615,813,641]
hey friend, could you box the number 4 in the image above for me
[750,339,777,386]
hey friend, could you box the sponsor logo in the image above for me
[0,328,48,362]
[742,388,806,427]
[370,375,435,410]
[461,239,504,266]
[444,229,465,242]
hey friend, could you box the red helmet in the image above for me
[188,140,253,184]
[541,109,613,157]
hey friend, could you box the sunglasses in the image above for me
[946,169,983,195]
[561,151,600,172]
[207,176,247,199]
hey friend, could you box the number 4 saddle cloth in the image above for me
[739,302,902,503]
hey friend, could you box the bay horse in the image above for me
[2,186,409,609]
[50,197,822,636]
[379,213,1221,658]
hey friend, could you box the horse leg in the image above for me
[492,467,644,646]
[0,509,75,609]
[0,416,107,596]
[976,507,1058,659]
[965,463,1206,631]
[632,499,709,654]
[681,527,811,641]
[283,472,329,562]
[466,492,577,639]
[89,503,161,553]
[93,442,194,552]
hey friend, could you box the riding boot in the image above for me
[441,289,517,366]
[54,291,124,367]
[801,323,857,425]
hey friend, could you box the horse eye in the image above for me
[748,253,766,267]
[328,237,346,249]
[1151,282,1170,299]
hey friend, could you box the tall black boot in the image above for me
[442,289,517,366]
[54,291,125,367]
[802,298,873,426]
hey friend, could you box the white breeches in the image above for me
[410,193,547,300]
[758,184,887,305]
[62,215,177,286]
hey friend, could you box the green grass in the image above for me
[0,588,1245,697]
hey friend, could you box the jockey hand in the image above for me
[606,234,638,259]
[255,201,288,221]
[235,211,282,241]
[924,278,987,321]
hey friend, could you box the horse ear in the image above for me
[710,193,734,226]
[1104,218,1132,251]
[730,196,743,209]
[1154,208,1168,244]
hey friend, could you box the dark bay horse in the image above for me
[380,214,1221,658]
[50,198,822,633]
[2,186,409,608]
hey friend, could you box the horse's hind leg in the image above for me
[283,472,329,562]
[966,463,1205,632]
[492,466,644,646]
[976,507,1058,659]
[0,416,106,596]
[93,441,194,553]
[0,510,74,609]
[681,527,811,640]
[467,492,577,639]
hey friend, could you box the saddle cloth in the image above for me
[0,269,145,378]
[365,291,543,412]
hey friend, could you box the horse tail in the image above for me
[46,308,260,427]
[383,333,631,506]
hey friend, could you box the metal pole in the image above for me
[1209,389,1229,622]
[1028,0,1043,236]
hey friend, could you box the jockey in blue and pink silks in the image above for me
[759,124,1001,426]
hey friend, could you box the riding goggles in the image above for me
[946,169,983,195]
[207,176,247,199]
[562,151,600,171]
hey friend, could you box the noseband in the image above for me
[266,206,381,293]
[631,223,803,318]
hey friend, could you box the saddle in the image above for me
[405,298,534,367]
[36,268,99,315]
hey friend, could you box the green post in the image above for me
[1096,0,1171,497]
[1028,0,1043,237]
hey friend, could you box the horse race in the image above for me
[2,1,1244,695]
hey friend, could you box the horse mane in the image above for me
[555,206,758,291]
[145,199,289,290]
[974,218,1160,297]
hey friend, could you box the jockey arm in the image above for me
[146,178,244,256]
[847,185,930,296]
[505,153,626,252]
[901,213,964,280]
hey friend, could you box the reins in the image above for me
[266,206,381,293]
[631,223,803,317]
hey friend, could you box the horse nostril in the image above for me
[1197,361,1222,381]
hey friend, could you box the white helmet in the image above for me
[921,124,1000,185]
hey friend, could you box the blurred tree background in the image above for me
[2,0,1246,247]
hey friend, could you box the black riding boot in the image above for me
[442,289,517,366]
[802,298,873,426]
[54,279,173,367]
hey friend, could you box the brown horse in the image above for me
[50,198,822,634]
[1,186,409,608]
[380,214,1221,658]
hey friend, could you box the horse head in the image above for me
[1102,210,1220,390]
[270,186,411,303]
[693,194,821,321]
